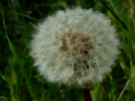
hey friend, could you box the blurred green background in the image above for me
[0,0,135,101]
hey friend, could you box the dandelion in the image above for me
[30,7,119,88]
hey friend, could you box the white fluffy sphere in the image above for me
[30,7,119,87]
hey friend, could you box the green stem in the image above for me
[99,0,128,30]
[117,79,131,101]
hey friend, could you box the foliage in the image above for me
[0,0,135,101]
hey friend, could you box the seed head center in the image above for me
[59,33,93,56]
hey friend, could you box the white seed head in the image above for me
[30,7,119,87]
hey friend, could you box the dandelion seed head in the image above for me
[30,7,119,87]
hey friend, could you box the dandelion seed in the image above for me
[30,7,119,87]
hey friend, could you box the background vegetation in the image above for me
[0,0,135,101]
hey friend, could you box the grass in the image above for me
[0,0,135,101]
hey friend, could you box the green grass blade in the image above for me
[2,12,39,101]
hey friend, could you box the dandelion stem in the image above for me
[83,88,92,101]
